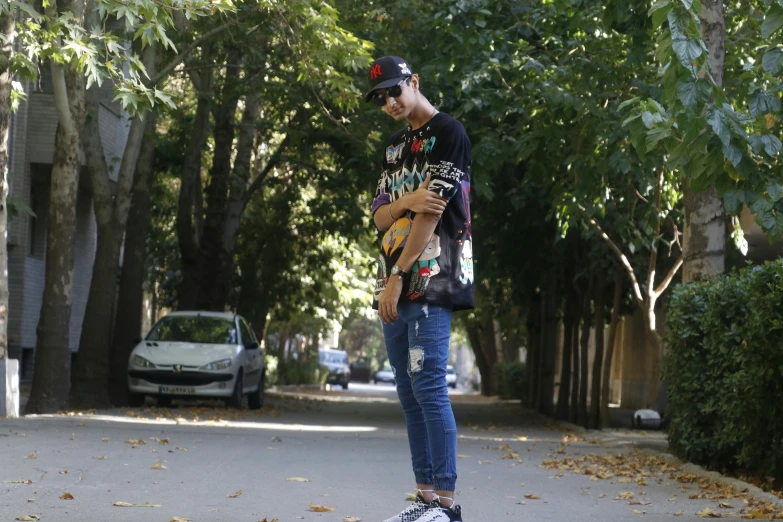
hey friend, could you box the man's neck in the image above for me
[406,98,437,131]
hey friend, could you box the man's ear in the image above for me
[411,74,420,91]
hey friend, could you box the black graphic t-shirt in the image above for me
[371,112,474,311]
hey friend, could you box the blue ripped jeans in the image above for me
[382,301,457,492]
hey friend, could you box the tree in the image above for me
[0,5,16,362]
[25,0,233,413]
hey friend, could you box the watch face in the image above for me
[391,265,400,275]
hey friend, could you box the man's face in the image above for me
[375,75,418,121]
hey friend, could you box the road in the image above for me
[0,385,771,521]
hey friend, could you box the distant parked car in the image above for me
[349,358,373,383]
[373,361,396,385]
[446,364,457,389]
[127,311,265,409]
[319,348,351,389]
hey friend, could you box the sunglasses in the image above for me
[370,77,410,107]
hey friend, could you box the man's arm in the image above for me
[372,173,446,231]
[377,212,439,323]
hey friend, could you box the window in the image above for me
[146,315,237,345]
[239,319,256,346]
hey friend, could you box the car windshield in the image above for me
[447,366,455,374]
[319,351,348,365]
[146,315,237,345]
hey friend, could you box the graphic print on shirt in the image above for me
[371,112,474,311]
[408,234,441,300]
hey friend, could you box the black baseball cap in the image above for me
[364,56,413,102]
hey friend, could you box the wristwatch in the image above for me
[390,264,409,279]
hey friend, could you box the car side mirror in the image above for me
[132,337,142,344]
[245,341,259,351]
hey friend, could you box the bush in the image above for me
[665,260,783,479]
[266,355,326,386]
[493,361,527,401]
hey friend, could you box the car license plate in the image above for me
[158,386,196,395]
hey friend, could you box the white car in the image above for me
[446,364,457,389]
[127,311,265,409]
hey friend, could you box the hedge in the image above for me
[665,260,783,479]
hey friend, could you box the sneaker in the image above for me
[414,500,462,522]
[381,493,432,522]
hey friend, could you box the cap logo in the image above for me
[370,64,382,79]
[399,63,412,75]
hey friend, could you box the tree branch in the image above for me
[149,23,231,86]
[580,210,645,305]
[654,255,683,297]
[243,135,290,206]
[646,168,665,303]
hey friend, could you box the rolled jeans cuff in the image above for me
[434,474,457,492]
[414,468,434,486]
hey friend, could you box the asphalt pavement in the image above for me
[0,383,777,521]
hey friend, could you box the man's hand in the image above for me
[378,275,404,324]
[400,174,447,216]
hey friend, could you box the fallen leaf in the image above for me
[174,446,188,451]
[151,462,167,470]
[59,492,74,500]
[112,501,161,508]
[309,504,336,512]
[101,438,109,442]
[616,492,635,500]
[456,454,471,459]
[228,490,242,498]
[286,477,312,482]
[113,502,134,507]
[15,516,39,521]
[94,456,107,460]
[4,480,33,484]
[343,517,361,522]
[516,501,527,505]
[718,502,732,509]
[59,470,68,474]
[524,494,541,500]
[125,439,147,446]
[170,518,190,522]
[24,454,36,460]
[696,507,722,518]
[70,433,75,440]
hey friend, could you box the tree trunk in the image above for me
[682,0,726,282]
[526,293,542,408]
[70,79,147,408]
[578,279,592,427]
[569,312,580,425]
[27,59,86,414]
[600,270,623,429]
[109,113,156,405]
[465,322,494,396]
[0,10,14,362]
[643,312,664,409]
[556,299,574,420]
[538,277,558,416]
[590,275,607,429]
[177,50,214,310]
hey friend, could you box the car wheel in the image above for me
[127,393,145,407]
[342,381,349,390]
[248,372,265,410]
[449,383,456,389]
[157,395,173,408]
[226,372,244,409]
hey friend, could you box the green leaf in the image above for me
[723,143,742,167]
[761,134,783,157]
[680,0,693,9]
[672,38,703,66]
[767,182,783,203]
[751,197,774,214]
[748,92,781,117]
[723,189,742,214]
[762,3,783,39]
[677,78,699,110]
[762,48,783,75]
[761,210,777,231]
[706,107,730,146]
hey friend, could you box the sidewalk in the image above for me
[2,389,782,521]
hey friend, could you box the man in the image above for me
[367,55,473,522]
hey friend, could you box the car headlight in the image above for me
[131,355,155,369]
[200,358,232,371]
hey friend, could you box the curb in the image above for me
[633,447,783,508]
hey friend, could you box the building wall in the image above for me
[7,74,130,377]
